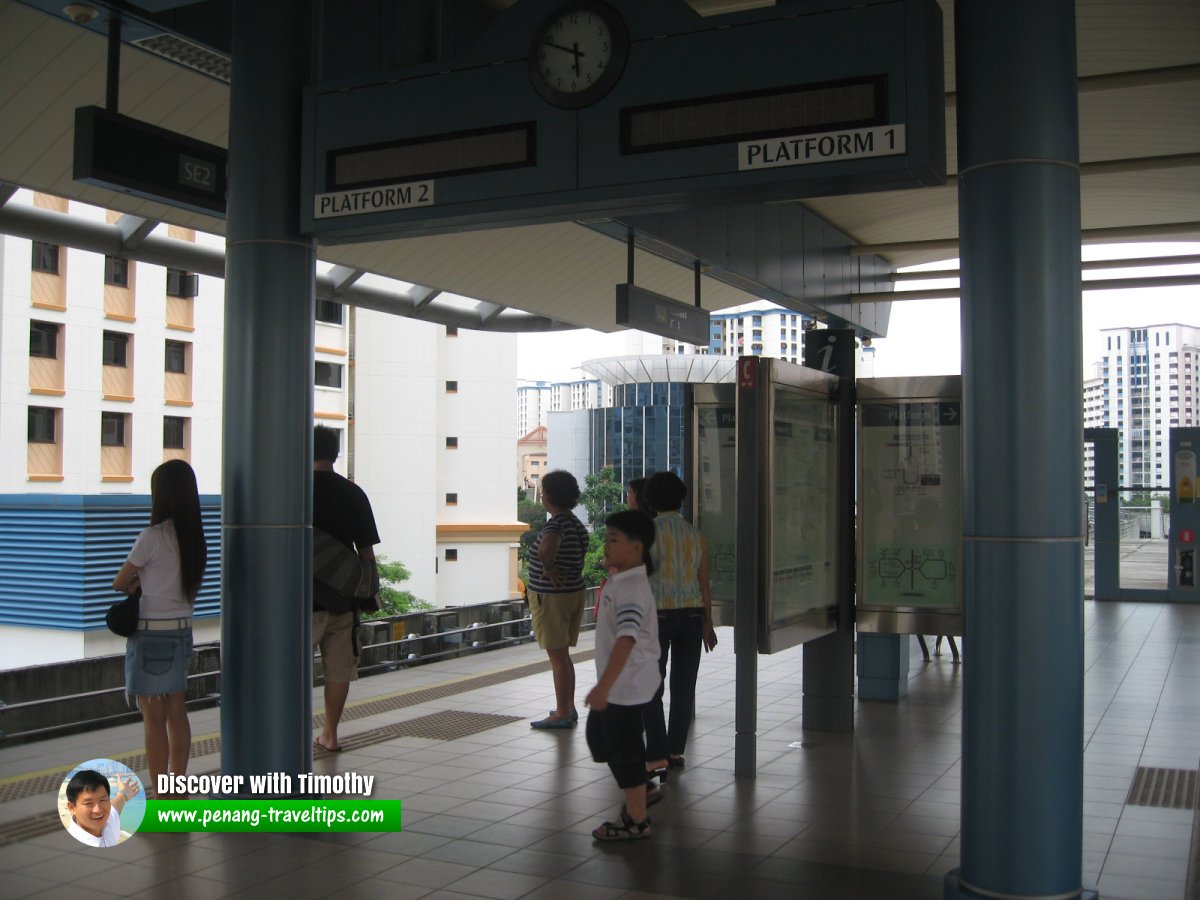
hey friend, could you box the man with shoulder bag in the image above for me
[311,426,380,753]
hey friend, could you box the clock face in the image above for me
[530,2,628,109]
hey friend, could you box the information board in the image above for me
[859,397,961,612]
[770,390,837,627]
[694,401,736,618]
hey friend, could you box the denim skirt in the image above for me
[125,627,192,698]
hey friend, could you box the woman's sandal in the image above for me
[593,810,651,841]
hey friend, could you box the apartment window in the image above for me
[446,437,459,449]
[101,411,127,446]
[165,339,187,373]
[104,256,130,287]
[166,268,199,298]
[32,242,60,274]
[445,549,459,561]
[316,299,343,324]
[28,406,57,443]
[445,380,458,393]
[29,322,59,358]
[163,416,187,450]
[315,361,343,388]
[103,331,129,367]
[446,493,458,506]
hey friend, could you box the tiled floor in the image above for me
[0,600,1196,899]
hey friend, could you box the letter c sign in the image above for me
[738,356,757,389]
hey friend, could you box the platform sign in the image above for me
[857,377,962,634]
[301,0,943,241]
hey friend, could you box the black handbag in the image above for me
[106,588,141,637]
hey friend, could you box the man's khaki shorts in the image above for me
[529,590,586,650]
[313,610,359,682]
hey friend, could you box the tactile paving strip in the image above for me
[1125,767,1197,809]
[314,710,522,756]
[0,650,593,806]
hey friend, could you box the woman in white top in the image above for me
[113,460,207,799]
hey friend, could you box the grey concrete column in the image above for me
[949,0,1087,897]
[220,0,316,783]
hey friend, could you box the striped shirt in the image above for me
[527,512,589,594]
[594,565,661,705]
[648,511,705,610]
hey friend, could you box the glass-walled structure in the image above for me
[591,382,687,482]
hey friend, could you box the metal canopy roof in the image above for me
[0,0,1196,335]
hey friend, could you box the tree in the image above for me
[362,555,432,618]
[580,466,626,531]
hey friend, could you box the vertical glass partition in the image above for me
[692,385,737,625]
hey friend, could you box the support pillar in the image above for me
[948,1,1089,897]
[856,633,909,701]
[220,0,316,785]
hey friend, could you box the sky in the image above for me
[517,242,1200,384]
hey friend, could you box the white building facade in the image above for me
[1084,323,1200,490]
[1,191,522,668]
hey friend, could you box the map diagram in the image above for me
[866,545,957,607]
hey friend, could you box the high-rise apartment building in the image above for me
[707,305,807,362]
[0,191,522,667]
[1083,323,1200,490]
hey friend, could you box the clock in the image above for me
[529,1,629,109]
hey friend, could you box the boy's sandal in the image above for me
[592,810,651,841]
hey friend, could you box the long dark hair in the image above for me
[150,459,207,602]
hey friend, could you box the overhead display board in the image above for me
[857,376,962,635]
[74,106,228,216]
[302,0,943,241]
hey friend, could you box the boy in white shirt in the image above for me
[585,510,661,841]
[65,769,138,847]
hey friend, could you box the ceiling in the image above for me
[0,0,1196,334]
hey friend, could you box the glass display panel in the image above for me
[695,405,737,607]
[769,388,836,627]
[860,402,960,608]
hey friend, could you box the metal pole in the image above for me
[105,17,121,113]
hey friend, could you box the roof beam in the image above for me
[0,202,574,332]
[891,254,1200,282]
[327,265,364,297]
[115,214,159,252]
[411,287,441,311]
[851,222,1200,257]
[0,182,17,208]
[854,273,1200,304]
[476,301,507,327]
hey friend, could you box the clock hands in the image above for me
[543,39,585,76]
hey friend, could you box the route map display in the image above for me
[770,390,837,626]
[860,401,961,608]
[695,405,737,608]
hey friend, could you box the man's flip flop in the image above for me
[314,738,342,752]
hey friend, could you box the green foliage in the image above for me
[581,466,626,532]
[581,530,608,588]
[362,555,432,619]
[1126,492,1171,512]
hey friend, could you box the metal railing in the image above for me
[0,594,599,745]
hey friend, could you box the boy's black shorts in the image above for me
[586,702,648,790]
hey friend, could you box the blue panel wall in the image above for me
[0,495,223,629]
